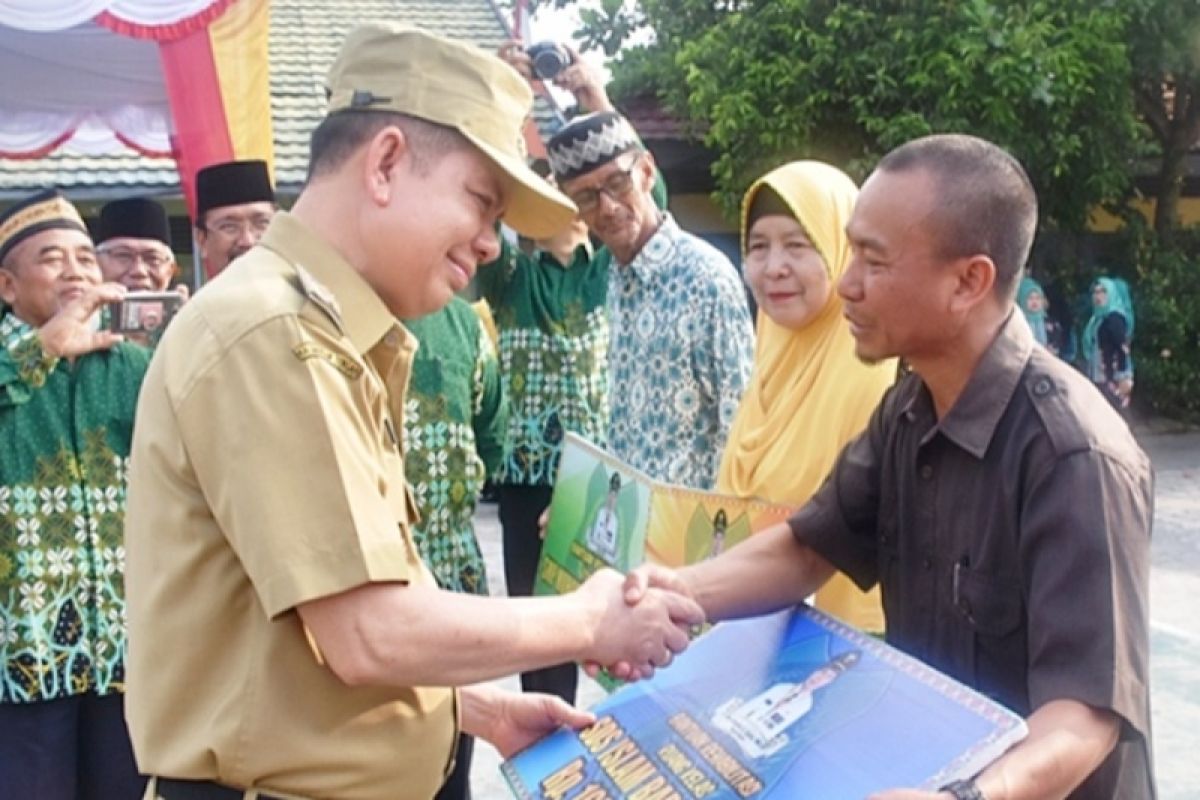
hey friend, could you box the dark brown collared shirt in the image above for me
[790,312,1154,798]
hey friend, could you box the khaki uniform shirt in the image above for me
[125,212,457,800]
[790,312,1154,798]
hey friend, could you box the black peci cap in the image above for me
[97,197,171,247]
[195,159,275,220]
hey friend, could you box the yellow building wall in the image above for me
[1089,197,1200,232]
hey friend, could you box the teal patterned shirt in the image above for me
[0,312,150,702]
[403,298,507,595]
[477,238,611,487]
[607,214,754,489]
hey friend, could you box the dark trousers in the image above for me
[498,483,578,704]
[433,734,474,800]
[0,692,145,800]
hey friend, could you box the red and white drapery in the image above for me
[0,0,273,233]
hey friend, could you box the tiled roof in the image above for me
[617,93,697,141]
[0,0,563,200]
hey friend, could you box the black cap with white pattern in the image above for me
[547,111,641,182]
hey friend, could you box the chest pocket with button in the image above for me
[953,562,1026,707]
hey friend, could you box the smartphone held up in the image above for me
[107,291,183,336]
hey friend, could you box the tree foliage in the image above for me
[552,0,1140,230]
[1128,0,1200,239]
[533,0,1200,420]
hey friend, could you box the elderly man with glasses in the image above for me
[96,197,178,292]
[547,112,755,493]
[192,159,277,276]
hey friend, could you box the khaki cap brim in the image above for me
[463,130,577,240]
[325,23,578,240]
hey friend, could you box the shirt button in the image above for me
[384,331,400,347]
[919,464,934,480]
[1033,377,1053,396]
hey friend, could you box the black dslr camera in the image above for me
[526,41,572,80]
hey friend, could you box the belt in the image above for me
[152,777,290,800]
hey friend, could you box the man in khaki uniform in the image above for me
[123,24,703,800]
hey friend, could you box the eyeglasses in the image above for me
[97,247,172,270]
[567,155,642,213]
[206,215,273,239]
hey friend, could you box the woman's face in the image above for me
[1092,284,1108,308]
[1024,290,1045,313]
[744,214,831,330]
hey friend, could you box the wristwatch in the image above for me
[941,778,987,800]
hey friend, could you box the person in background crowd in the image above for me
[96,197,179,293]
[622,134,1154,800]
[717,161,897,634]
[124,25,702,800]
[1017,275,1069,359]
[489,42,671,707]
[1082,276,1134,413]
[548,111,754,491]
[193,159,277,276]
[402,296,507,800]
[0,189,149,800]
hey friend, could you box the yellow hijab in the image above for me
[717,161,896,631]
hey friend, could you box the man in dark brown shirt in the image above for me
[622,134,1154,800]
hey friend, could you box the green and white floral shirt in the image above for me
[403,298,506,595]
[0,311,150,702]
[607,214,754,489]
[477,239,611,487]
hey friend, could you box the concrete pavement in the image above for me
[1139,429,1200,798]
[468,427,1200,798]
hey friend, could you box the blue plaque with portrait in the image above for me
[503,606,1026,799]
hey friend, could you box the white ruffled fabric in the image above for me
[0,0,221,31]
[0,18,175,156]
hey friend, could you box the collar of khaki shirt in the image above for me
[258,211,408,355]
[902,309,1035,460]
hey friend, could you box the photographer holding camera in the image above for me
[486,38,637,712]
[488,40,714,716]
[498,37,614,115]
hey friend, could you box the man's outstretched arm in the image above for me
[626,520,835,623]
[296,566,704,688]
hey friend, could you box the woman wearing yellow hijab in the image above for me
[717,161,896,632]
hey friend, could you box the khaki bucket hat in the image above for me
[326,22,576,239]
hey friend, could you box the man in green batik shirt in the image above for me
[403,295,506,596]
[403,295,507,800]
[0,189,149,798]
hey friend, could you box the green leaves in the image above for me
[562,0,1140,229]
[541,0,1200,416]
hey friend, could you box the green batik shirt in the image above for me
[0,311,151,703]
[403,298,507,595]
[476,237,611,487]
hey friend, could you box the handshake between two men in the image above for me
[292,558,708,759]
[572,565,702,682]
